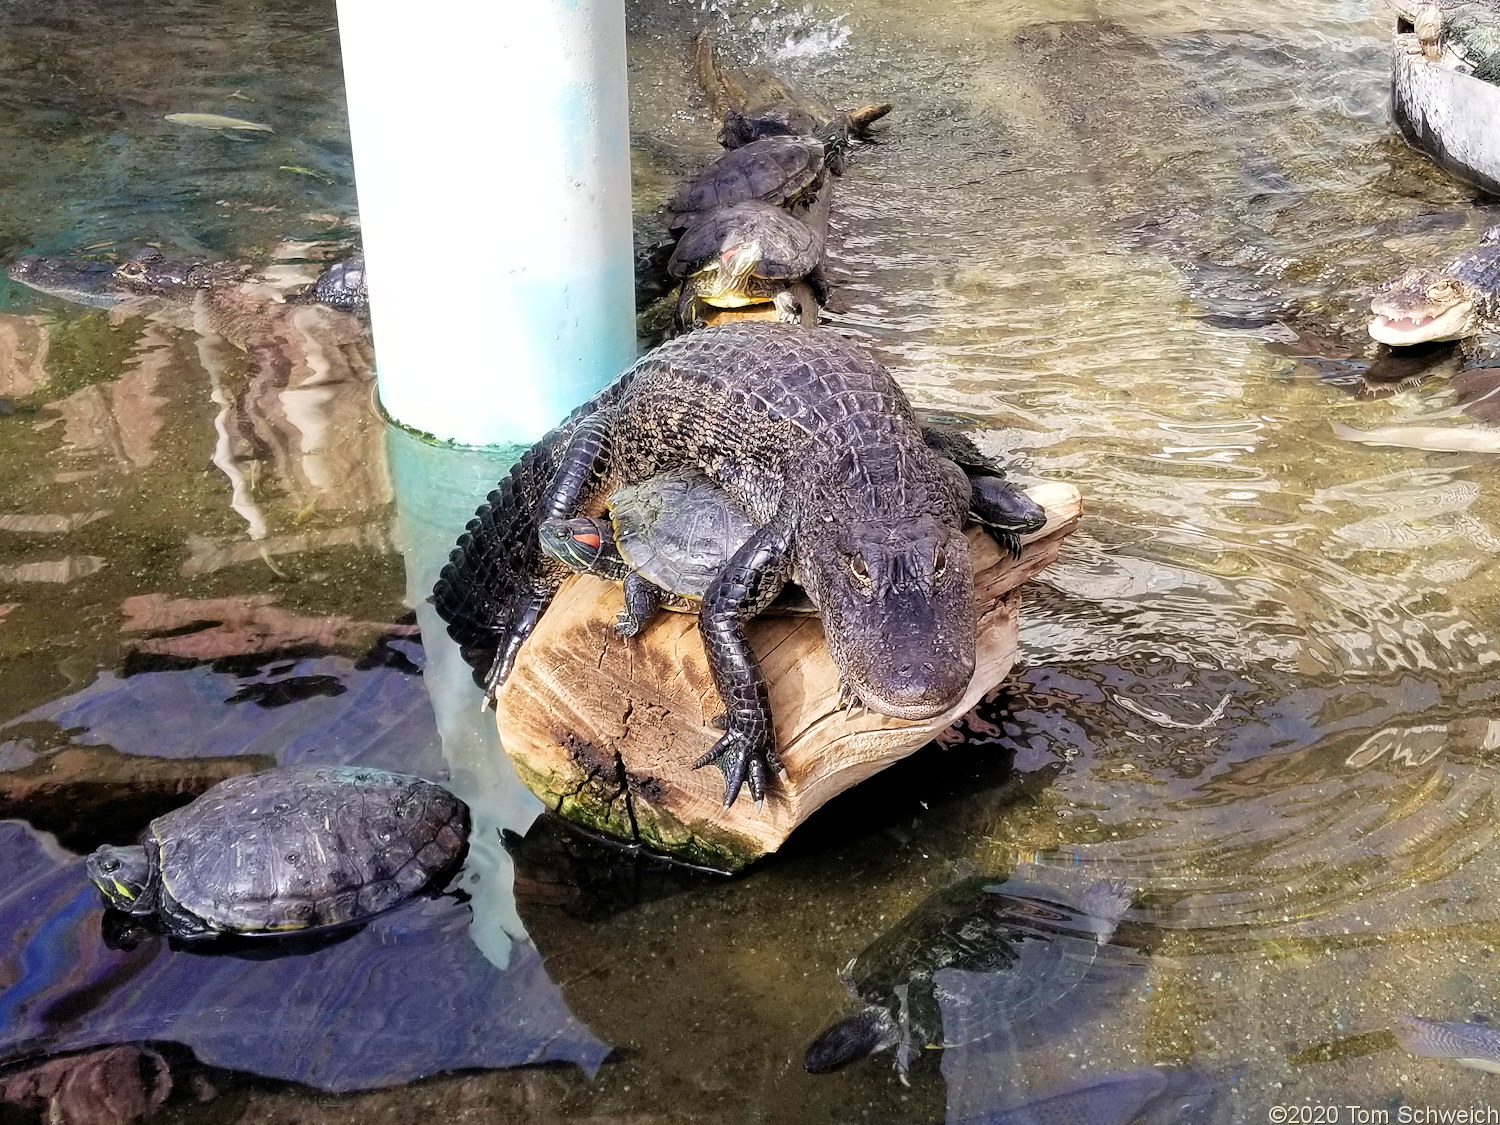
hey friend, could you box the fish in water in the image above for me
[950,1066,1220,1125]
[1331,420,1500,454]
[1393,1015,1500,1072]
[164,112,274,133]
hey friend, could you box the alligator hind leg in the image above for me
[695,515,796,808]
[482,412,618,706]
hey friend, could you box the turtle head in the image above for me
[1414,3,1445,56]
[804,512,976,720]
[86,845,157,915]
[538,517,614,575]
[720,241,764,286]
[1369,268,1478,346]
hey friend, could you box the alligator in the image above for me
[1368,225,1500,345]
[5,247,367,312]
[431,323,1046,809]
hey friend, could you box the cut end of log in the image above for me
[498,483,1081,871]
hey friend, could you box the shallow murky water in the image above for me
[5,0,1500,1120]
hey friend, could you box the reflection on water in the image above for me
[4,0,1500,1118]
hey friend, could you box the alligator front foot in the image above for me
[838,677,868,714]
[693,719,785,809]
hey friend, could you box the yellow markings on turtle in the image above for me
[110,878,137,901]
[702,292,763,309]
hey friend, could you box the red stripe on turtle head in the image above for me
[573,531,602,550]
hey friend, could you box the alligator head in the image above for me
[800,509,976,720]
[1369,267,1479,346]
[5,255,124,308]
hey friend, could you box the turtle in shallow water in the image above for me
[86,765,469,940]
[307,252,368,311]
[669,201,826,328]
[804,877,1134,1074]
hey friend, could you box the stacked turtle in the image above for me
[655,36,891,331]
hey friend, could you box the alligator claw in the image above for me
[838,678,867,714]
[693,722,782,808]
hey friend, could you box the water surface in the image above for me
[4,0,1500,1120]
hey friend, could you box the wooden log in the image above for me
[497,482,1081,871]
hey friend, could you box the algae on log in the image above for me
[498,481,1081,871]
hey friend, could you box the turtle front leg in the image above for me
[967,475,1047,559]
[772,287,803,325]
[694,516,796,808]
[675,285,709,331]
[615,573,663,638]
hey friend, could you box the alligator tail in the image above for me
[430,373,636,683]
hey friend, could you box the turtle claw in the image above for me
[613,612,645,639]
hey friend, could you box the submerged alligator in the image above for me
[432,323,1046,808]
[1368,225,1500,345]
[6,247,368,312]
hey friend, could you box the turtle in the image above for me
[85,765,470,940]
[664,135,830,230]
[308,252,368,311]
[804,877,1134,1074]
[668,201,827,328]
[538,466,814,638]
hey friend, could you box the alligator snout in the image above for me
[864,650,974,720]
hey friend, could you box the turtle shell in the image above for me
[665,137,827,227]
[608,467,758,600]
[843,877,1132,1050]
[312,253,367,310]
[149,765,469,935]
[667,202,823,281]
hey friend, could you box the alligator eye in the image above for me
[848,555,872,586]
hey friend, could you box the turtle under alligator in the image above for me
[430,322,1046,808]
[804,877,1134,1074]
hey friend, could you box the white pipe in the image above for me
[335,0,637,447]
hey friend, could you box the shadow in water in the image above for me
[0,819,606,1093]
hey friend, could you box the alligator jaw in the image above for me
[1368,302,1475,346]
